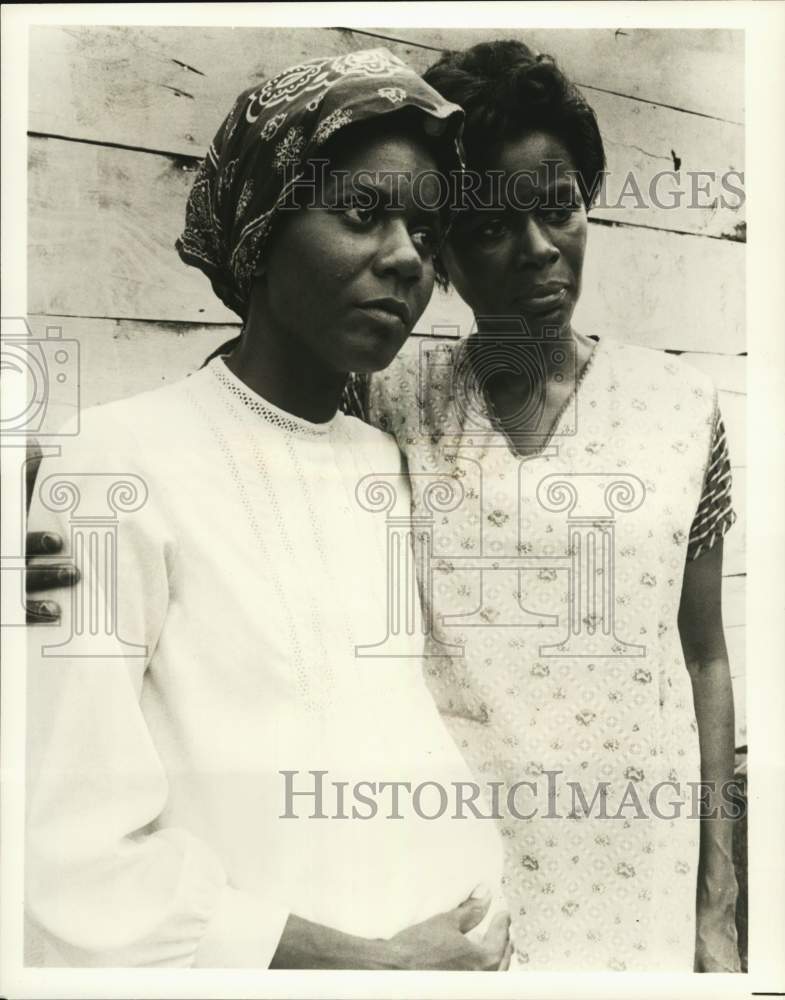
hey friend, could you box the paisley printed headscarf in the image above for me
[176,48,464,319]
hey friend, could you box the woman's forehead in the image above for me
[326,124,439,169]
[325,134,441,192]
[476,130,577,176]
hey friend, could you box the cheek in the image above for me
[443,242,503,308]
[412,261,436,315]
[269,226,358,311]
[564,218,588,275]
[303,227,374,298]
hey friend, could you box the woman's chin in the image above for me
[514,306,572,340]
[345,339,410,374]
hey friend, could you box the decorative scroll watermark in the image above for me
[36,473,149,658]
[355,470,647,659]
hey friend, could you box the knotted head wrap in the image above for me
[176,48,465,319]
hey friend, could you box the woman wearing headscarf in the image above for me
[348,40,741,972]
[24,50,508,970]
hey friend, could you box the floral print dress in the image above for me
[361,335,736,971]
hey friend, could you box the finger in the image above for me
[26,532,64,557]
[26,563,79,593]
[452,884,493,934]
[25,441,43,515]
[25,600,61,625]
[497,936,513,971]
[481,910,511,962]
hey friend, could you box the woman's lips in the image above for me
[356,305,407,330]
[357,297,412,328]
[514,287,568,314]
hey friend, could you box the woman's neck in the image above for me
[224,316,347,425]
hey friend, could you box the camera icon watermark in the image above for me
[0,316,80,436]
[418,317,578,447]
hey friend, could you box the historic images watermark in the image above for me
[272,159,745,217]
[279,770,747,823]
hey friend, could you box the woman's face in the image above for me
[256,131,444,374]
[442,130,588,338]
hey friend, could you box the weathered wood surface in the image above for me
[587,89,743,240]
[25,315,236,413]
[28,26,744,147]
[366,27,745,123]
[27,138,232,322]
[28,26,745,240]
[28,136,746,353]
[28,26,427,155]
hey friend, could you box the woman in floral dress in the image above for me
[352,39,741,973]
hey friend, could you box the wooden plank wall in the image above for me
[27,26,746,745]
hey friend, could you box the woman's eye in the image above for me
[539,205,578,224]
[343,204,377,226]
[474,218,508,241]
[411,227,442,256]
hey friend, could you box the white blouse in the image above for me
[25,358,502,968]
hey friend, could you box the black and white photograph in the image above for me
[1,3,783,998]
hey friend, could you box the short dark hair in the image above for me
[423,39,606,209]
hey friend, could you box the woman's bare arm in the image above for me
[678,539,741,972]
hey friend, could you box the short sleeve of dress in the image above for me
[686,408,737,560]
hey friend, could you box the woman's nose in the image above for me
[515,216,559,268]
[372,218,424,283]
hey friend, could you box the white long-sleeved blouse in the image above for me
[25,358,502,968]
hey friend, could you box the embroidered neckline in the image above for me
[210,357,342,437]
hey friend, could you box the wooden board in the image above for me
[366,27,745,123]
[587,89,743,239]
[27,137,238,324]
[27,26,425,156]
[28,26,744,240]
[578,224,745,353]
[25,315,238,418]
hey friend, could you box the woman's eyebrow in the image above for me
[323,175,395,206]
